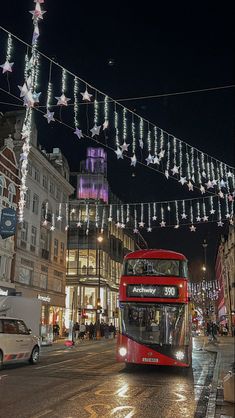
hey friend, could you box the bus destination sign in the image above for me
[127,284,179,298]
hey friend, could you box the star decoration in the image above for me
[210,209,215,214]
[196,216,201,222]
[80,89,92,101]
[44,110,55,124]
[152,216,157,221]
[217,220,224,227]
[227,171,233,178]
[225,213,231,219]
[18,83,29,97]
[228,194,234,202]
[218,191,224,198]
[153,155,160,165]
[160,221,166,227]
[23,91,35,108]
[56,215,62,221]
[147,227,152,232]
[133,228,138,234]
[121,141,130,152]
[139,139,144,149]
[77,222,82,227]
[174,224,180,229]
[121,223,125,229]
[220,179,226,188]
[158,150,165,159]
[171,165,179,175]
[50,225,55,231]
[32,91,41,103]
[130,154,137,167]
[187,181,194,191]
[55,94,71,106]
[90,124,101,137]
[181,213,187,219]
[190,225,196,232]
[108,217,112,222]
[212,179,218,186]
[74,128,83,139]
[179,177,187,186]
[138,222,145,228]
[200,185,206,194]
[42,220,48,226]
[145,153,153,165]
[34,0,45,3]
[103,120,109,130]
[115,147,123,159]
[0,60,14,74]
[165,170,169,179]
[65,225,69,231]
[29,5,46,20]
[205,180,214,189]
[203,216,209,222]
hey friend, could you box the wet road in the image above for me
[0,338,216,418]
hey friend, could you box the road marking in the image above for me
[35,359,74,369]
[30,410,53,418]
[84,403,111,417]
[111,406,136,417]
[0,374,8,380]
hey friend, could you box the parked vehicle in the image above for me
[0,317,40,369]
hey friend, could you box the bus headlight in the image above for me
[119,347,127,357]
[175,351,185,360]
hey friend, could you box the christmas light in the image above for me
[131,114,137,166]
[165,136,170,179]
[103,95,109,129]
[147,204,152,232]
[174,200,179,228]
[139,118,144,149]
[108,204,113,222]
[73,76,79,128]
[0,33,14,73]
[152,202,157,221]
[133,207,138,233]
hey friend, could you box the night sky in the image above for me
[0,1,234,279]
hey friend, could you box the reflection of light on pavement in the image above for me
[111,406,136,417]
[116,384,129,398]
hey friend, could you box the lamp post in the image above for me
[96,235,103,338]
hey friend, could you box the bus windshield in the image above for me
[123,258,187,277]
[120,303,189,346]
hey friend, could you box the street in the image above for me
[0,338,216,418]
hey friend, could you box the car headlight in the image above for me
[175,351,185,360]
[119,347,127,357]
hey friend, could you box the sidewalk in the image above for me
[205,336,235,418]
[41,337,114,353]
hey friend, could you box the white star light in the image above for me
[174,224,180,229]
[212,179,218,186]
[181,213,187,219]
[218,191,224,198]
[18,83,29,97]
[108,217,112,222]
[158,150,165,159]
[80,89,92,101]
[74,128,83,139]
[179,177,187,186]
[153,155,160,165]
[121,141,130,152]
[50,225,55,231]
[130,154,137,167]
[115,147,123,159]
[217,220,224,227]
[171,165,179,175]
[0,61,14,74]
[90,124,101,137]
[187,181,194,191]
[103,120,109,130]
[152,216,157,221]
[210,209,215,214]
[56,215,62,221]
[225,213,231,219]
[147,227,152,232]
[200,185,206,194]
[190,225,196,232]
[77,222,82,227]
[32,91,41,103]
[55,94,71,106]
[228,194,234,202]
[145,153,153,165]
[196,216,201,222]
[43,110,55,124]
[206,180,214,189]
[133,228,139,234]
[227,171,233,178]
[121,223,125,229]
[29,4,46,20]
[160,221,166,227]
[138,222,145,228]
[220,180,226,188]
[203,216,209,222]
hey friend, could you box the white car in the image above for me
[0,317,40,369]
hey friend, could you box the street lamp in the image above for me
[202,239,208,279]
[96,235,103,338]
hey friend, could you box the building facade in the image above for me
[0,135,20,296]
[0,111,74,338]
[66,147,146,328]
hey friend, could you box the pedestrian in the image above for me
[212,322,218,341]
[109,322,115,339]
[104,323,109,339]
[79,322,86,340]
[74,322,80,340]
[89,322,94,340]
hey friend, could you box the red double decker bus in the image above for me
[117,249,192,367]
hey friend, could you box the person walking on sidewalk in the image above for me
[212,322,219,342]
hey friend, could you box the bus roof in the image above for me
[125,249,187,260]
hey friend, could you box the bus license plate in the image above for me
[142,357,159,363]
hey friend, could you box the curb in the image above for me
[206,350,221,418]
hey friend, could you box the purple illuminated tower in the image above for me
[77,148,109,203]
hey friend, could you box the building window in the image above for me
[31,226,37,246]
[56,187,61,201]
[25,189,31,209]
[28,160,32,176]
[39,273,47,289]
[8,183,16,203]
[18,267,32,285]
[54,239,59,257]
[42,175,48,189]
[49,181,55,195]
[32,194,39,214]
[34,167,40,183]
[21,221,28,242]
[0,176,6,196]
[60,242,65,259]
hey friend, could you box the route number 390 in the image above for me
[164,287,176,296]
